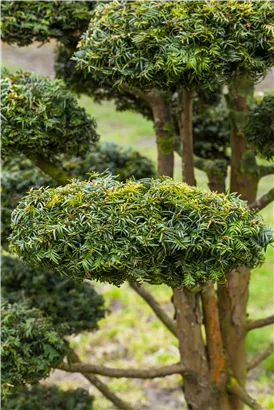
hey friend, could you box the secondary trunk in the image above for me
[218,77,257,410]
[149,90,175,178]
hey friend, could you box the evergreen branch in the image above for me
[129,283,177,337]
[29,154,71,185]
[246,315,274,332]
[247,342,274,372]
[58,361,188,379]
[227,377,262,410]
[258,164,274,179]
[67,349,136,410]
[248,187,274,211]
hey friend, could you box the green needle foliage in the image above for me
[74,1,274,90]
[1,254,106,335]
[245,95,274,161]
[1,144,155,247]
[0,1,95,47]
[1,302,66,397]
[2,385,94,410]
[1,69,99,161]
[10,174,273,288]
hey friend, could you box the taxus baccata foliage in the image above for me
[0,1,95,47]
[10,174,273,288]
[2,385,94,410]
[1,70,98,161]
[245,95,274,161]
[1,144,155,246]
[1,254,105,336]
[1,302,66,397]
[74,1,274,90]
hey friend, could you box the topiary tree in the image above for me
[2,2,274,409]
[2,385,94,410]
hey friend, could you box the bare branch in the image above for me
[248,188,274,211]
[246,315,274,332]
[258,164,274,179]
[227,377,262,410]
[247,343,274,372]
[120,83,150,102]
[129,283,177,337]
[67,349,136,410]
[58,361,188,379]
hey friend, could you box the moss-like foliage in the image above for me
[2,385,94,410]
[245,95,274,161]
[1,144,155,246]
[1,254,105,335]
[74,1,274,90]
[1,302,66,397]
[10,174,273,288]
[1,69,98,161]
[1,1,95,47]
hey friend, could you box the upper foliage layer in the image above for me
[1,144,156,246]
[1,1,95,47]
[2,254,105,335]
[1,302,66,397]
[74,1,274,90]
[245,95,274,161]
[10,174,273,288]
[1,70,98,160]
[2,385,94,410]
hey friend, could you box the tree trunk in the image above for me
[218,77,257,410]
[179,88,195,186]
[149,91,174,178]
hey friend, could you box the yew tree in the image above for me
[2,1,274,410]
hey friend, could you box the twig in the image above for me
[227,377,262,410]
[248,188,274,211]
[58,361,188,379]
[246,315,274,332]
[67,349,136,410]
[247,342,274,372]
[129,282,177,337]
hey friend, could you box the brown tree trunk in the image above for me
[149,91,174,177]
[179,88,195,185]
[218,77,258,410]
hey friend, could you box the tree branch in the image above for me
[67,349,136,410]
[129,283,177,337]
[227,377,262,410]
[247,342,274,372]
[29,154,71,185]
[246,315,274,332]
[120,83,150,103]
[248,188,274,211]
[58,361,188,379]
[258,164,274,179]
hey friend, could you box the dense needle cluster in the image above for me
[1,70,98,160]
[10,174,273,288]
[2,254,106,335]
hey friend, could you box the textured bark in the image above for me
[179,88,196,185]
[149,91,174,177]
[173,288,211,410]
[217,78,257,410]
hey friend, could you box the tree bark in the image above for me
[217,77,257,410]
[179,88,195,185]
[148,91,174,177]
[173,288,212,410]
[29,154,71,185]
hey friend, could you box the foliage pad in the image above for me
[245,95,274,161]
[2,385,94,410]
[1,70,98,161]
[1,254,105,335]
[1,302,66,397]
[10,174,273,288]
